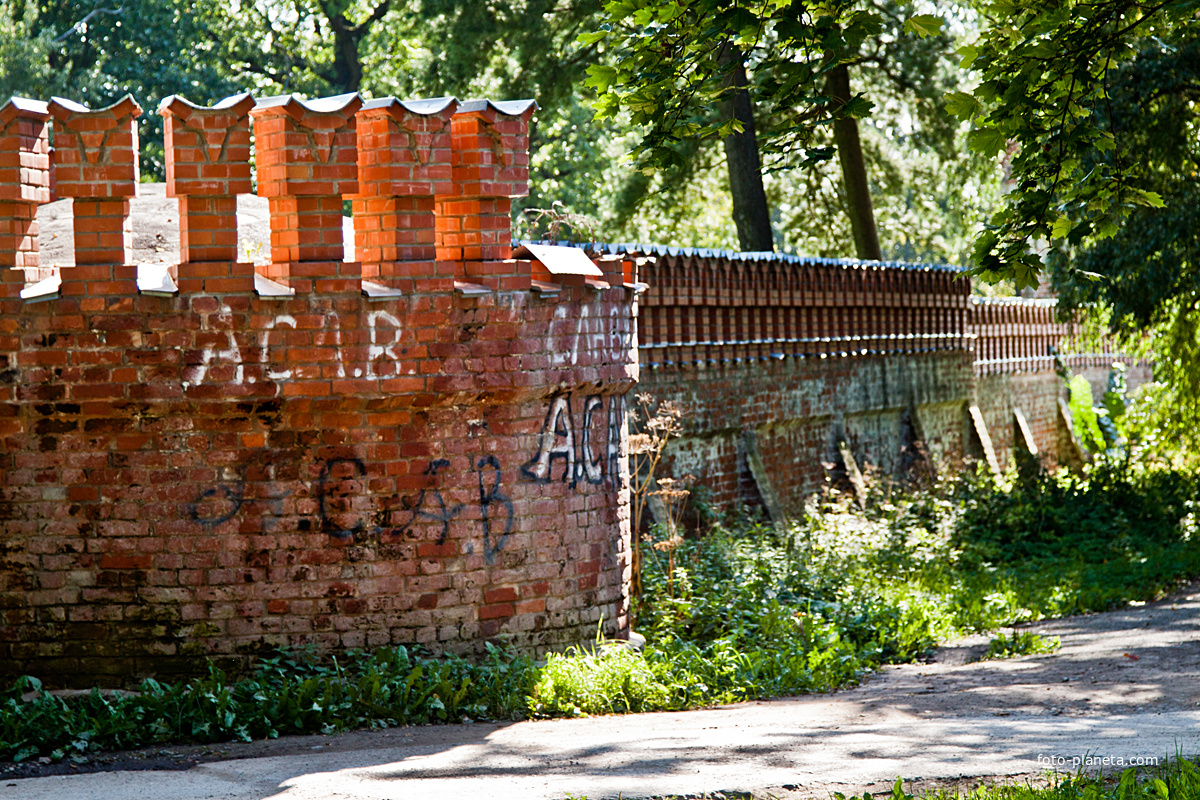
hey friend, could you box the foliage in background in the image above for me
[1,0,240,177]
[1068,375,1107,454]
[1042,30,1200,446]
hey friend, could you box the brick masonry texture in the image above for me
[631,250,1150,510]
[0,99,51,287]
[0,91,639,688]
[0,284,637,686]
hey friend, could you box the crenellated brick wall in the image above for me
[0,93,639,687]
[622,246,1148,511]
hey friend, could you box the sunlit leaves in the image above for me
[954,0,1200,288]
[903,14,943,39]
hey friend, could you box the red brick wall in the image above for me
[641,351,976,509]
[0,285,636,686]
[629,250,1152,511]
[0,92,638,688]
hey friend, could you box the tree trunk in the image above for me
[720,53,774,253]
[826,63,882,261]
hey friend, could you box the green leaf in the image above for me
[967,128,1008,157]
[957,44,979,69]
[1050,216,1073,239]
[903,14,944,39]
[577,30,609,46]
[584,65,619,92]
[1132,189,1165,208]
[944,91,982,121]
[842,96,875,120]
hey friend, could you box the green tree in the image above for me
[952,2,1200,451]
[192,0,396,95]
[1047,32,1200,431]
[949,0,1199,288]
[585,0,967,257]
[2,0,238,176]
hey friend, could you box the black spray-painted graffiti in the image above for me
[186,482,245,527]
[182,392,623,554]
[397,459,464,544]
[185,457,291,528]
[522,393,625,489]
[477,455,514,560]
[317,457,367,540]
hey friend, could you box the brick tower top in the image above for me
[47,94,142,198]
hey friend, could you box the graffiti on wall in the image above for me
[521,392,625,489]
[396,459,463,544]
[187,305,415,388]
[180,392,623,561]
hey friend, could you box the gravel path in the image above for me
[4,581,1198,800]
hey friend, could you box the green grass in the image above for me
[985,630,1061,659]
[617,756,1200,800]
[4,460,1199,762]
[850,758,1200,800]
[533,461,1200,715]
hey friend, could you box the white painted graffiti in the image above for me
[521,392,626,490]
[548,304,632,369]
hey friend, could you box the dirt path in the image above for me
[4,584,1199,800]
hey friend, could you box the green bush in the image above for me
[0,644,537,762]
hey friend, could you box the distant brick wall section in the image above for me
[0,98,51,290]
[634,250,972,507]
[627,247,1152,510]
[968,297,1151,466]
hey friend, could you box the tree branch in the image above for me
[53,6,124,43]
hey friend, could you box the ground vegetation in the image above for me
[3,450,1198,762]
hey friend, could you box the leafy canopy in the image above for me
[950,0,1200,288]
[585,0,922,173]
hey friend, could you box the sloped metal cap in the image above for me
[457,98,538,118]
[252,92,363,119]
[48,93,142,121]
[360,96,458,116]
[0,97,50,125]
[158,92,255,119]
